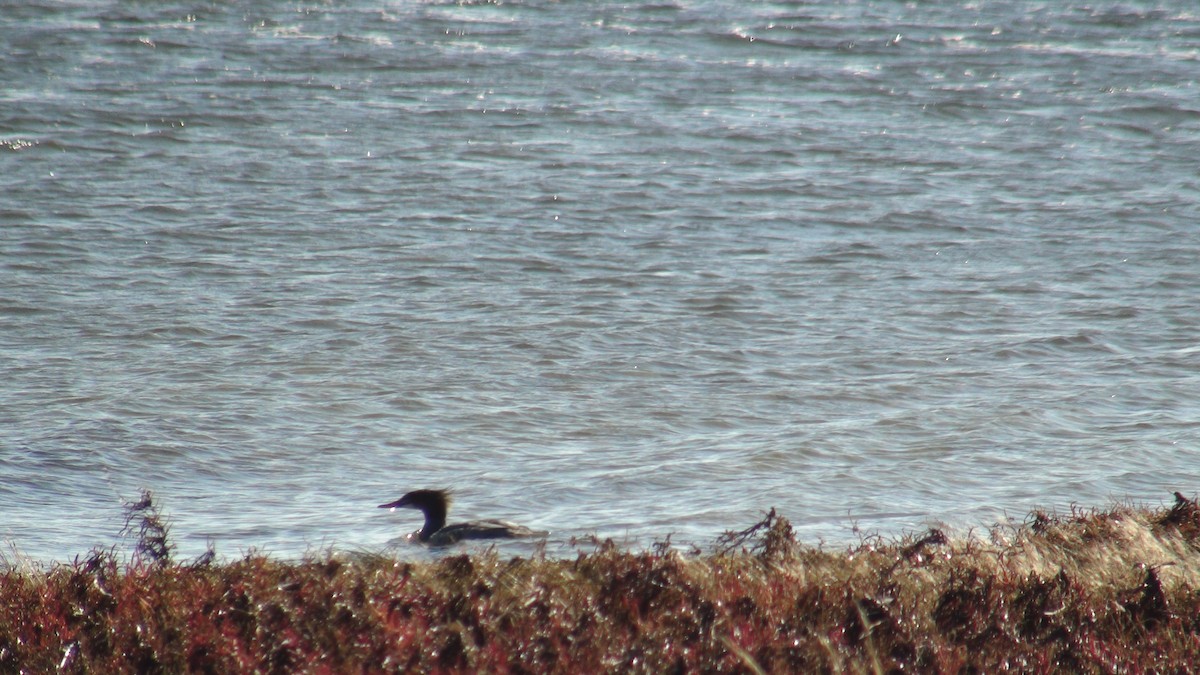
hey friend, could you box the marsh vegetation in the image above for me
[3,491,1198,672]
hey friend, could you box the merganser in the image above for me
[378,489,546,546]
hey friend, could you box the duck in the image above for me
[378,489,546,546]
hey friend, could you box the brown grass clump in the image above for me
[2,492,1199,672]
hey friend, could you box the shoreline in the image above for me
[2,493,1197,672]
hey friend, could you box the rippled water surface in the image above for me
[3,0,1199,562]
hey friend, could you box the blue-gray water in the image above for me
[3,0,1198,563]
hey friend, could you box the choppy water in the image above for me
[3,0,1199,562]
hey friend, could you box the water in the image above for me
[2,0,1198,563]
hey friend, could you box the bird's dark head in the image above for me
[378,489,451,511]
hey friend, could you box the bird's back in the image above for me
[427,519,546,546]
